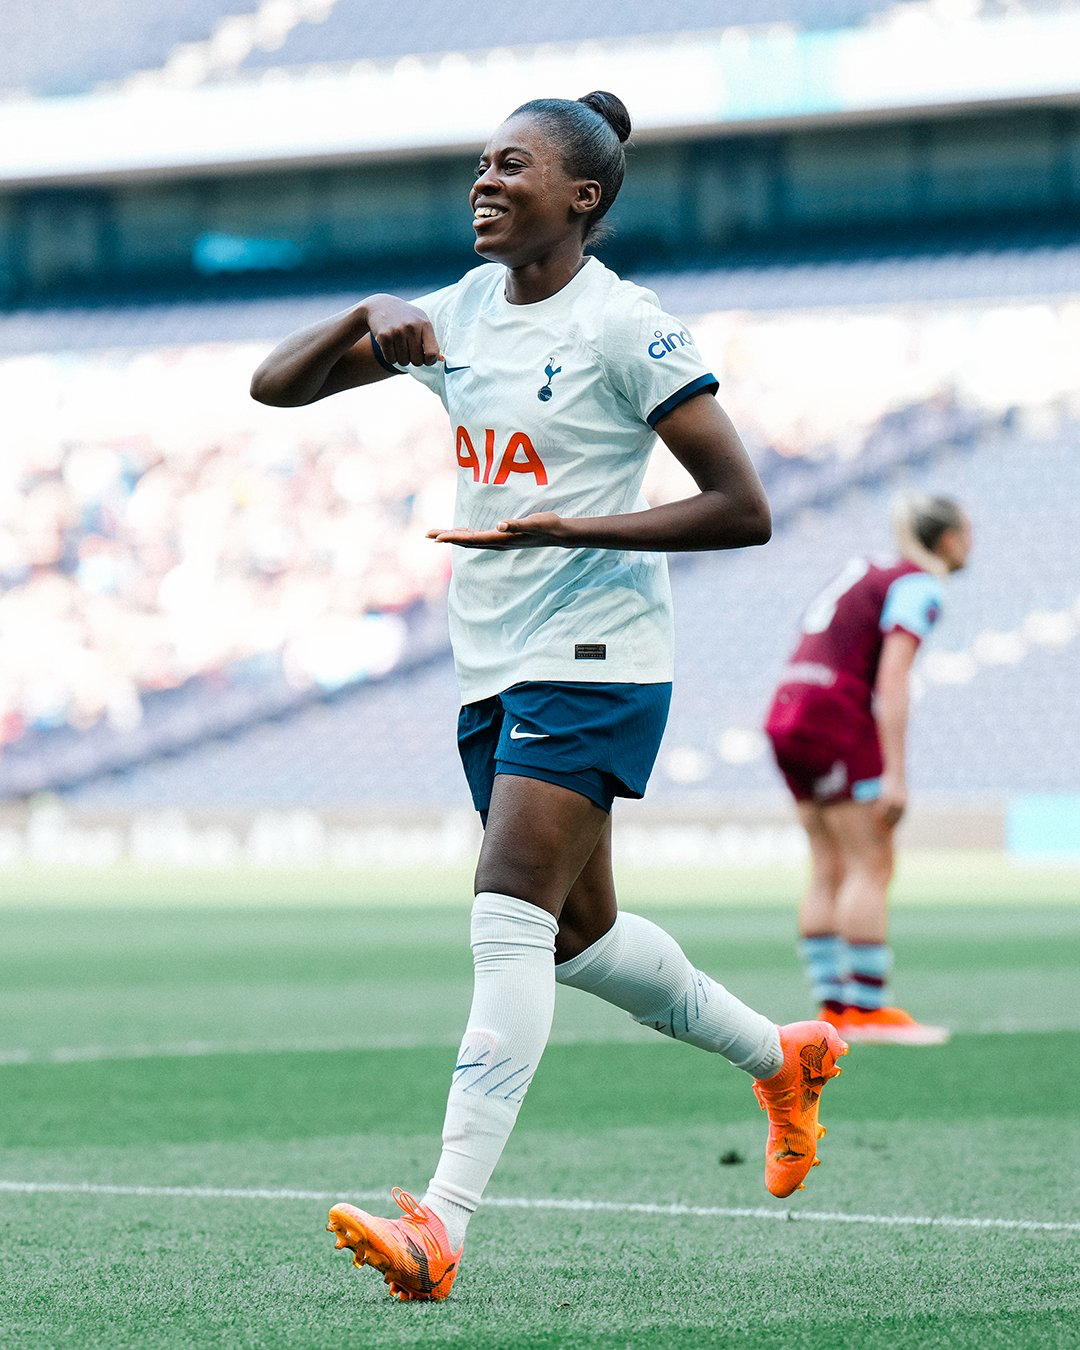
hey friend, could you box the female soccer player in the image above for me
[764,493,972,1045]
[252,91,846,1302]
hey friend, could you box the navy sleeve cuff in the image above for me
[370,334,402,376]
[646,373,719,429]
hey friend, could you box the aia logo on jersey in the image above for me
[648,328,692,359]
[456,425,548,486]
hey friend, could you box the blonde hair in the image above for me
[891,492,964,577]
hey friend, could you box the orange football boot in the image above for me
[752,1020,848,1198]
[326,1188,463,1301]
[816,1005,849,1033]
[843,1006,949,1045]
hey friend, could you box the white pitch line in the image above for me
[0,1180,1076,1234]
[0,1180,366,1203]
[0,1020,1075,1067]
[0,1035,449,1066]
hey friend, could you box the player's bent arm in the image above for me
[434,394,771,552]
[563,394,770,550]
[249,295,441,406]
[873,630,919,825]
[648,394,772,548]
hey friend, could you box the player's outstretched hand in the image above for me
[874,775,907,830]
[364,296,442,367]
[426,514,570,549]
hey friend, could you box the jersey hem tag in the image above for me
[575,644,607,660]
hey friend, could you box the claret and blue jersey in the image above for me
[372,256,719,704]
[783,557,945,695]
[765,557,946,805]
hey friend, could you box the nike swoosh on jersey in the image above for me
[509,724,550,740]
[444,364,470,372]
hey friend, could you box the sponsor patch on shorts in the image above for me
[574,643,607,660]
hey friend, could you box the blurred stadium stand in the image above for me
[1,0,942,99]
[233,0,921,77]
[660,427,1080,801]
[2,4,1078,817]
[7,0,1080,101]
[0,0,261,97]
[36,411,1080,807]
[3,232,1080,356]
[2,267,1077,804]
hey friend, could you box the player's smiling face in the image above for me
[470,115,599,268]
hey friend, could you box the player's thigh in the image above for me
[823,799,894,877]
[555,816,617,961]
[797,800,843,879]
[475,772,610,916]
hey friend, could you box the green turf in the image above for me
[1,891,1078,1347]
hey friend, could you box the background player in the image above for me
[253,90,847,1301]
[765,493,972,1044]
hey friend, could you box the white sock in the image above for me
[555,911,782,1079]
[422,892,557,1251]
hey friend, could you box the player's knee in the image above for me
[812,854,844,893]
[850,847,893,887]
[554,920,594,964]
[473,853,560,910]
[558,887,617,961]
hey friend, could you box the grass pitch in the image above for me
[0,867,1078,1348]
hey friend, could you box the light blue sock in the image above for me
[799,934,846,1008]
[844,942,892,1011]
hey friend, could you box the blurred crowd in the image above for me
[2,295,1077,744]
[0,342,454,743]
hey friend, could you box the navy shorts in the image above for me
[458,681,673,814]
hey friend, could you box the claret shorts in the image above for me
[765,683,883,805]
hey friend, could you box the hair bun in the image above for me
[578,90,631,143]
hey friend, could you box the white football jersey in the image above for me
[376,257,718,704]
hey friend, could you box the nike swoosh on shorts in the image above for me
[444,364,470,372]
[509,724,549,740]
